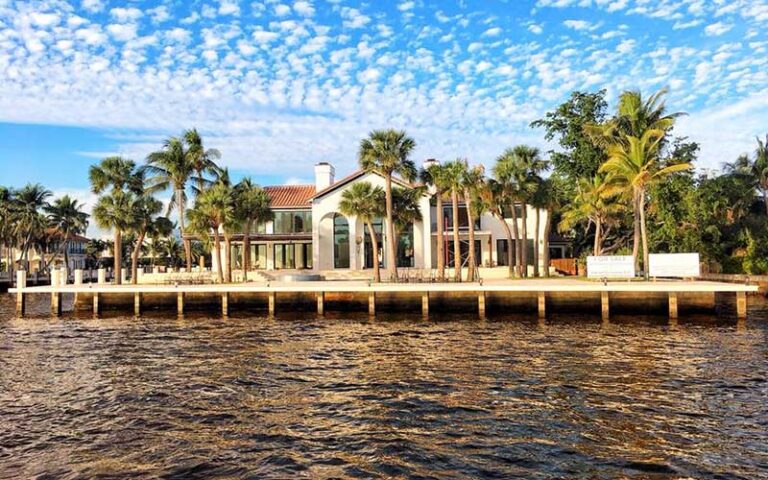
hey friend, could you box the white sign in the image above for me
[587,256,635,279]
[649,253,700,278]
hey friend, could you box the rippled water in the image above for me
[1,294,767,479]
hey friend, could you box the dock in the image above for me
[9,277,758,320]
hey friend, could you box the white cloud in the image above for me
[483,27,502,37]
[293,1,315,17]
[528,24,543,34]
[274,4,291,17]
[110,7,143,23]
[81,0,105,14]
[398,1,415,12]
[340,7,370,29]
[704,22,733,37]
[146,6,170,23]
[218,0,241,16]
[563,19,593,31]
[106,23,138,42]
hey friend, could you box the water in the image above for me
[1,294,767,479]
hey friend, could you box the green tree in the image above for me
[339,182,385,282]
[481,179,517,278]
[187,182,233,283]
[392,185,424,270]
[359,129,417,281]
[129,195,172,284]
[12,183,52,270]
[184,128,223,193]
[44,195,89,276]
[442,159,468,281]
[420,161,450,280]
[531,90,608,182]
[726,135,768,216]
[461,162,485,282]
[234,178,273,282]
[559,176,625,256]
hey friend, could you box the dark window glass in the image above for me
[333,214,350,268]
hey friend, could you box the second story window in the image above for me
[437,205,481,230]
[273,210,312,234]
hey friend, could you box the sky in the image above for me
[1,0,767,207]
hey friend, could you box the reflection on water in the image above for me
[1,294,767,479]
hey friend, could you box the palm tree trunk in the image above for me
[177,188,192,272]
[435,193,445,281]
[63,242,69,281]
[533,208,540,277]
[114,229,122,285]
[594,219,602,256]
[639,191,649,279]
[366,221,380,282]
[496,214,515,278]
[543,208,552,278]
[212,229,224,283]
[521,204,528,277]
[632,189,641,274]
[224,233,232,283]
[465,190,476,282]
[384,175,397,282]
[243,220,252,283]
[451,189,461,282]
[131,230,145,285]
[762,188,768,217]
[510,204,522,277]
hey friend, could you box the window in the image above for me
[364,218,384,269]
[397,223,415,268]
[274,243,313,270]
[502,204,525,220]
[439,205,481,230]
[496,239,535,266]
[273,210,312,234]
[250,244,268,269]
[333,214,350,268]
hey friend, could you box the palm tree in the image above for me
[461,162,485,282]
[726,135,768,215]
[92,191,136,284]
[493,151,525,277]
[12,184,52,270]
[441,159,467,281]
[129,195,172,284]
[358,129,417,282]
[235,178,273,282]
[89,156,143,284]
[392,186,424,271]
[588,88,686,274]
[420,161,450,280]
[163,237,184,269]
[0,187,13,272]
[44,195,89,276]
[185,128,222,193]
[534,177,565,278]
[339,182,385,282]
[147,136,196,272]
[85,238,108,269]
[481,179,517,278]
[560,176,625,256]
[187,182,233,283]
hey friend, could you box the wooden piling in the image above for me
[134,292,141,316]
[537,291,546,319]
[51,292,62,316]
[177,291,184,316]
[268,292,276,315]
[478,292,486,318]
[316,292,324,315]
[668,292,678,319]
[93,292,99,315]
[15,271,26,316]
[421,292,429,317]
[368,292,375,316]
[601,291,610,321]
[736,291,747,319]
[221,292,229,317]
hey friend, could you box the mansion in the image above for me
[214,161,568,274]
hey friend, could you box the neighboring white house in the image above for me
[12,229,89,272]
[213,161,569,274]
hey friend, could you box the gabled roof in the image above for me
[264,185,316,209]
[310,169,420,201]
[45,228,89,243]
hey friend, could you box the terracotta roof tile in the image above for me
[264,185,315,209]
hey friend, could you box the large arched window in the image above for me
[333,214,350,268]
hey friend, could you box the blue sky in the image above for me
[1,0,767,206]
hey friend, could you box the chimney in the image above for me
[423,158,439,170]
[315,162,335,191]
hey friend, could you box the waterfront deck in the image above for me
[10,278,758,319]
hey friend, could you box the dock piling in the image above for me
[736,292,747,319]
[221,292,229,317]
[421,292,429,317]
[134,292,141,316]
[93,293,99,315]
[537,292,546,319]
[368,292,375,316]
[316,292,324,315]
[51,292,62,316]
[177,292,184,316]
[478,292,486,318]
[15,271,26,316]
[601,291,610,321]
[268,292,276,315]
[668,292,678,319]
